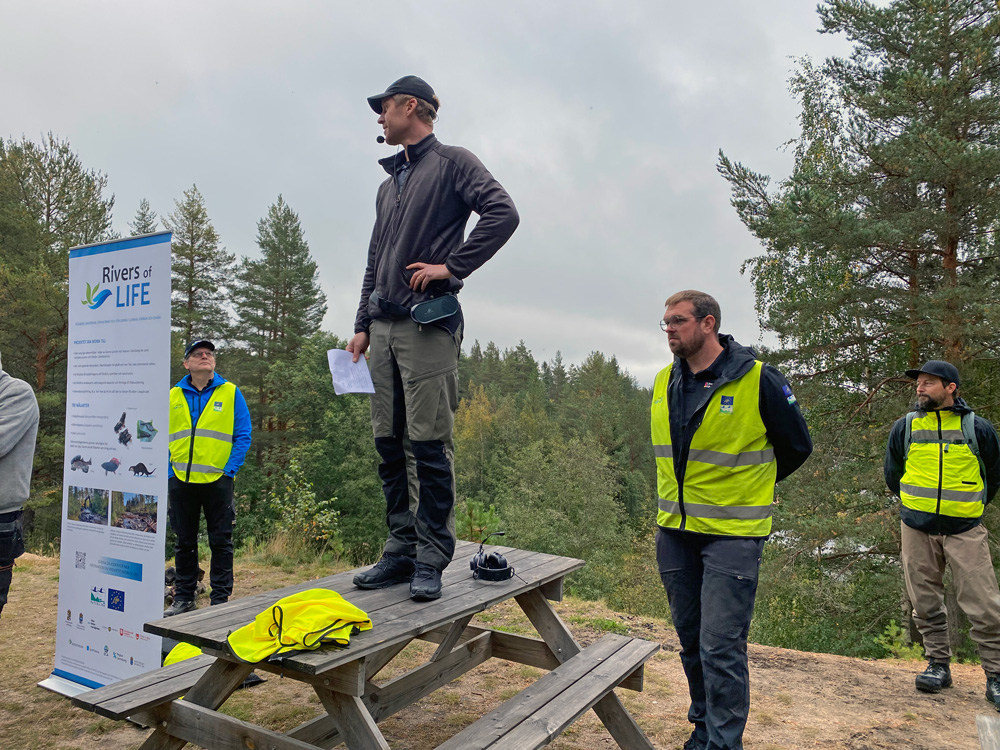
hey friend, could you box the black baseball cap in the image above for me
[905,360,960,386]
[184,339,215,358]
[367,75,437,114]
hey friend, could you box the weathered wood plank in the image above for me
[493,639,658,750]
[71,654,214,719]
[434,634,658,750]
[431,614,474,662]
[137,659,252,750]
[978,713,1000,750]
[315,689,390,750]
[137,700,319,750]
[515,587,655,749]
[419,625,644,691]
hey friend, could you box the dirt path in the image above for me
[0,552,992,749]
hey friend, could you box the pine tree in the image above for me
[230,195,326,467]
[163,185,233,343]
[128,198,159,236]
[717,0,1000,656]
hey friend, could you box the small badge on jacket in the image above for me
[720,395,734,414]
[214,401,224,412]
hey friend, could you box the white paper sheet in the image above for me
[327,348,376,395]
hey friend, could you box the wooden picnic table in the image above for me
[72,540,659,749]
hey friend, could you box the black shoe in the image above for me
[353,552,415,589]
[163,599,196,617]
[410,562,442,601]
[915,661,952,693]
[986,673,1000,710]
[682,728,708,750]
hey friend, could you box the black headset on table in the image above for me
[470,531,515,582]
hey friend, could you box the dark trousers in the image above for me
[168,475,235,605]
[0,510,24,617]
[369,318,461,571]
[657,528,764,750]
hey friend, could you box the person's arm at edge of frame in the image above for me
[0,379,39,460]
[883,417,907,497]
[759,364,813,482]
[223,386,252,478]
[975,414,1000,504]
[441,152,519,282]
[347,216,380,362]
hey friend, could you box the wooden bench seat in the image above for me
[70,653,214,721]
[435,633,659,750]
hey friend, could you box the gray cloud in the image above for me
[1,1,851,385]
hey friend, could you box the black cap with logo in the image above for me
[184,339,215,359]
[904,360,960,387]
[367,75,437,114]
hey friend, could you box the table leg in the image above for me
[137,658,253,750]
[515,587,655,750]
[315,688,390,750]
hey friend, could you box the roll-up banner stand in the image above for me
[40,232,172,697]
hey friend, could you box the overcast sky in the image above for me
[1,1,853,387]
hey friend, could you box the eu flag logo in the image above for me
[108,588,125,612]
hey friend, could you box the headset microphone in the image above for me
[470,531,515,582]
[376,135,386,144]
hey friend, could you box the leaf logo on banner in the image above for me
[82,281,113,309]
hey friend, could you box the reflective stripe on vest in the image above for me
[169,381,237,483]
[651,360,776,537]
[900,410,985,518]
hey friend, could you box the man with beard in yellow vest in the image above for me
[884,360,1000,709]
[165,339,251,616]
[651,290,812,750]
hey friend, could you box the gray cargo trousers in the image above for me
[368,317,461,571]
[902,521,1000,673]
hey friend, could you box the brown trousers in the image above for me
[902,521,1000,673]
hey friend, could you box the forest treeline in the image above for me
[4,0,1000,662]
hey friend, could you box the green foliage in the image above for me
[164,184,233,343]
[455,500,501,543]
[874,620,923,660]
[267,458,342,556]
[128,198,159,236]
[718,0,1000,656]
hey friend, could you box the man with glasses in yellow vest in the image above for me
[165,339,251,616]
[651,290,812,750]
[884,360,1000,709]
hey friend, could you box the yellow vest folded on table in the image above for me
[169,381,237,483]
[651,360,776,537]
[227,589,372,663]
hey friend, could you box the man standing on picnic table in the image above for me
[346,75,518,601]
[164,339,251,616]
[884,360,1000,709]
[651,290,812,750]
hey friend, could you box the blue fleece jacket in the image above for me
[167,373,251,479]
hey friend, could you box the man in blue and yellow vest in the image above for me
[651,290,811,750]
[164,339,251,616]
[884,360,1000,708]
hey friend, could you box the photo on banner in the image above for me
[45,232,172,693]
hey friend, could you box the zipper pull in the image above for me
[944,444,950,453]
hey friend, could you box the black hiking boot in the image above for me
[409,562,442,601]
[915,661,952,693]
[163,599,196,617]
[986,673,1000,711]
[353,552,415,589]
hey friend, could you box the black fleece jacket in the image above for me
[354,133,519,334]
[884,398,1000,535]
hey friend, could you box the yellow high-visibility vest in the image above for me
[169,381,236,483]
[227,589,372,663]
[900,410,985,519]
[651,360,776,536]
